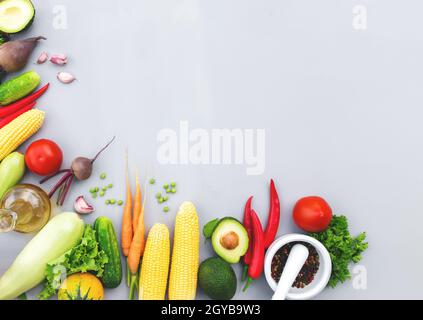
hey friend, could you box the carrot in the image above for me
[127,174,147,299]
[128,172,145,274]
[132,171,142,231]
[121,151,133,257]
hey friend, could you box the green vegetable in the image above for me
[0,0,35,34]
[0,213,84,300]
[156,192,162,199]
[117,200,123,206]
[212,218,249,264]
[163,196,169,202]
[0,151,25,199]
[99,191,105,197]
[309,215,368,288]
[89,187,96,193]
[166,188,171,193]
[38,224,108,300]
[149,178,155,184]
[171,188,177,193]
[163,206,169,213]
[198,257,237,300]
[0,32,10,45]
[163,184,169,189]
[0,71,40,105]
[170,182,176,187]
[94,216,123,288]
[105,200,110,205]
[100,173,106,179]
[110,199,116,205]
[203,218,220,239]
[102,186,107,191]
[108,183,113,188]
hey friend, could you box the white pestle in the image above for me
[272,244,309,300]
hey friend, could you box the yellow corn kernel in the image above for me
[168,201,200,300]
[0,110,45,161]
[139,223,170,300]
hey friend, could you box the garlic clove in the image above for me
[50,54,68,65]
[57,72,76,84]
[37,51,48,64]
[74,196,95,215]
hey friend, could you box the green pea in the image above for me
[158,198,164,204]
[166,188,171,194]
[163,184,169,189]
[99,191,105,197]
[102,186,107,191]
[105,199,110,205]
[156,192,162,199]
[100,173,107,179]
[89,187,96,193]
[170,182,176,187]
[171,188,177,193]
[163,196,169,202]
[108,183,113,188]
[149,179,156,185]
[110,199,116,205]
[92,193,98,199]
[117,200,123,206]
[95,187,99,192]
[163,206,170,213]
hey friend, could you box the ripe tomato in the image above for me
[293,196,333,232]
[25,139,63,176]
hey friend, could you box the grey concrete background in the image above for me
[1,0,422,299]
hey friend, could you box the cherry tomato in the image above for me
[25,139,63,176]
[293,196,333,232]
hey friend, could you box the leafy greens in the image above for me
[38,225,108,300]
[309,215,368,288]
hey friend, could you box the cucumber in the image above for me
[0,152,25,199]
[0,71,40,105]
[94,216,122,288]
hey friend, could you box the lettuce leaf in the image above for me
[38,225,108,300]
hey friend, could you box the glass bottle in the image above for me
[0,184,51,233]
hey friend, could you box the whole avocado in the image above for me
[198,257,237,300]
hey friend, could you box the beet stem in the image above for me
[48,172,73,198]
[59,175,74,206]
[40,169,71,184]
[91,136,116,163]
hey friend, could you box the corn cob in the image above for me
[0,109,45,161]
[139,223,170,300]
[169,201,200,300]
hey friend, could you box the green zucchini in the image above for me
[0,71,40,105]
[94,216,122,288]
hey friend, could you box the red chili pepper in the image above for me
[264,179,280,248]
[0,101,36,129]
[0,83,49,117]
[243,209,265,291]
[242,196,253,281]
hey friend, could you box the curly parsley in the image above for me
[309,215,368,288]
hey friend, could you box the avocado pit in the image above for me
[220,231,240,250]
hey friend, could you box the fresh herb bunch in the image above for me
[309,215,368,288]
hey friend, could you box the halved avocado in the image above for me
[211,217,249,264]
[0,0,35,34]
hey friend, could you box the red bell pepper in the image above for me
[264,179,280,248]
